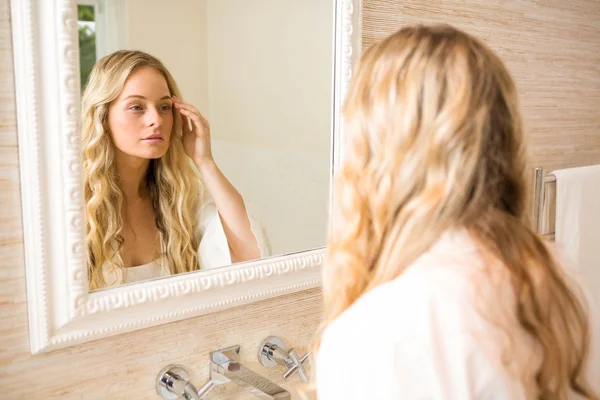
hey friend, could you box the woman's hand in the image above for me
[172,98,261,262]
[173,96,213,168]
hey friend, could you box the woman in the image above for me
[82,50,268,290]
[316,25,597,399]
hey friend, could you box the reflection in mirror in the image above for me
[77,0,334,290]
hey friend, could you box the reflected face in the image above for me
[107,66,173,159]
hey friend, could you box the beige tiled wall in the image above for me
[362,0,600,171]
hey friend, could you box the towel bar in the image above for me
[532,168,555,240]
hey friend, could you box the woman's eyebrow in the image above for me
[123,95,172,100]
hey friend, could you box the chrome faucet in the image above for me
[156,365,214,400]
[211,345,290,399]
[258,336,311,383]
[156,345,290,400]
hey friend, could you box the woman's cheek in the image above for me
[110,111,139,147]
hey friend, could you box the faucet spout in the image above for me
[211,346,291,400]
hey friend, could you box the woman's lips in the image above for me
[142,136,164,142]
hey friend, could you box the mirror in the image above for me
[12,0,358,352]
[76,0,334,289]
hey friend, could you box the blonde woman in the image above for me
[316,25,597,399]
[82,50,269,290]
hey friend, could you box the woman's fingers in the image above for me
[178,107,209,135]
[178,108,200,124]
[179,110,194,132]
[173,97,202,116]
[174,101,199,115]
[173,97,209,126]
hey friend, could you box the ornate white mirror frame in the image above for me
[10,0,361,353]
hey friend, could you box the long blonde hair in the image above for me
[320,25,595,398]
[82,50,201,290]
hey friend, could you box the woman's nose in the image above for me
[146,108,162,127]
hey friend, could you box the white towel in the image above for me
[553,164,600,386]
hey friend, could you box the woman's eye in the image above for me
[159,104,172,112]
[129,105,143,111]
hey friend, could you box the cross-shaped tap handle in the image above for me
[282,349,311,383]
[258,336,312,384]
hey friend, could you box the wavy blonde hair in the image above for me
[318,25,596,398]
[82,50,201,290]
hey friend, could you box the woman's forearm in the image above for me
[196,159,261,263]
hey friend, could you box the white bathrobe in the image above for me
[316,230,559,400]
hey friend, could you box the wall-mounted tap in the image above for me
[156,345,290,400]
[211,345,290,399]
[156,365,214,400]
[258,336,311,383]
